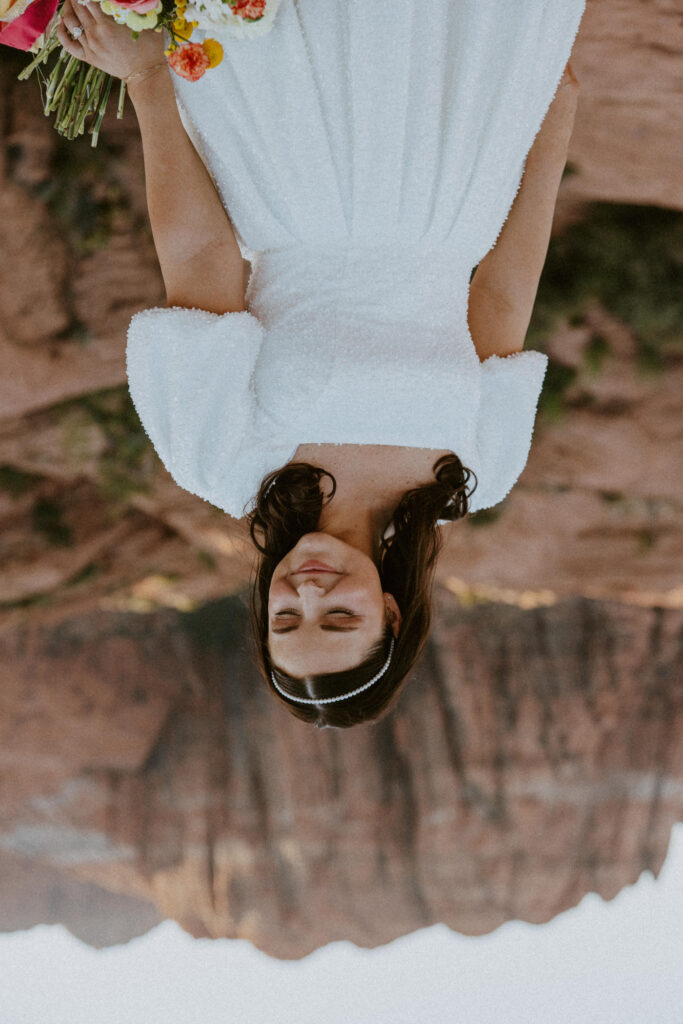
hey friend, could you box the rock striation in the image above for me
[1,4,682,616]
[0,591,681,956]
[0,0,682,958]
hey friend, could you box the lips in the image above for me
[294,561,339,574]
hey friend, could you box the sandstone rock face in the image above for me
[1,4,682,618]
[0,592,681,957]
[0,0,682,958]
[2,0,681,417]
[439,300,683,606]
[0,51,163,422]
[565,0,683,211]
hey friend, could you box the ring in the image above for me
[69,24,84,39]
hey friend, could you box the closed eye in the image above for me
[270,608,362,635]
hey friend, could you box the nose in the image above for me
[294,578,328,613]
[295,578,326,596]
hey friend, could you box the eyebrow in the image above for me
[270,624,361,635]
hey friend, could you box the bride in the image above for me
[58,0,584,728]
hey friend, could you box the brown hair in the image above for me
[247,454,476,729]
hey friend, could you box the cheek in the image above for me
[268,577,290,607]
[340,580,385,620]
[350,565,385,603]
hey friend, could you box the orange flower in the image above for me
[230,0,265,20]
[167,41,210,81]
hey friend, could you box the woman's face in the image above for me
[268,533,400,678]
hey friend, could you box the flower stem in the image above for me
[17,33,60,80]
[90,74,113,147]
[117,78,127,119]
[47,54,79,112]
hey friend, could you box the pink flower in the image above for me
[107,0,160,12]
[167,41,210,81]
[230,0,266,20]
[0,0,58,50]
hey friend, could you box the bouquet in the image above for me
[0,0,281,146]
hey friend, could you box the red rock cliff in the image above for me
[1,592,681,957]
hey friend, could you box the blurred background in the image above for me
[0,0,682,1003]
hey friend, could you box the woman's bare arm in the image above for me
[56,0,245,314]
[128,69,247,313]
[467,65,580,361]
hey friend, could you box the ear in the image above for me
[383,593,403,637]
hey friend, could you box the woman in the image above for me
[58,0,584,727]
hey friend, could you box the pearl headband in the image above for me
[270,637,395,705]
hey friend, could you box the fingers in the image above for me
[56,0,99,57]
[55,17,86,57]
[58,0,86,37]
[75,0,107,26]
[56,0,104,48]
[61,0,86,29]
[72,0,98,27]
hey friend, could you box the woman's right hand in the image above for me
[56,0,167,80]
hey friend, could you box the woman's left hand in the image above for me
[55,0,167,79]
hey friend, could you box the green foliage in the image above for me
[635,340,664,377]
[528,203,683,366]
[583,332,611,375]
[55,386,154,505]
[198,549,218,570]
[0,465,44,497]
[0,591,52,611]
[636,528,656,553]
[537,361,577,421]
[32,497,73,547]
[67,562,101,587]
[31,138,129,255]
[82,388,153,502]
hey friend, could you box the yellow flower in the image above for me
[123,7,159,29]
[100,0,127,22]
[172,13,196,36]
[100,0,160,27]
[201,37,223,69]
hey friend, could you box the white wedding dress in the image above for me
[127,0,586,519]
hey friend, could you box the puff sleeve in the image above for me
[468,350,548,513]
[126,306,266,507]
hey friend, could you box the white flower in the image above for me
[183,0,281,39]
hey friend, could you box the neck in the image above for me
[295,443,450,561]
[317,494,394,562]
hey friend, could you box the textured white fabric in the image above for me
[127,0,586,519]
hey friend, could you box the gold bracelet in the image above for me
[124,61,168,86]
